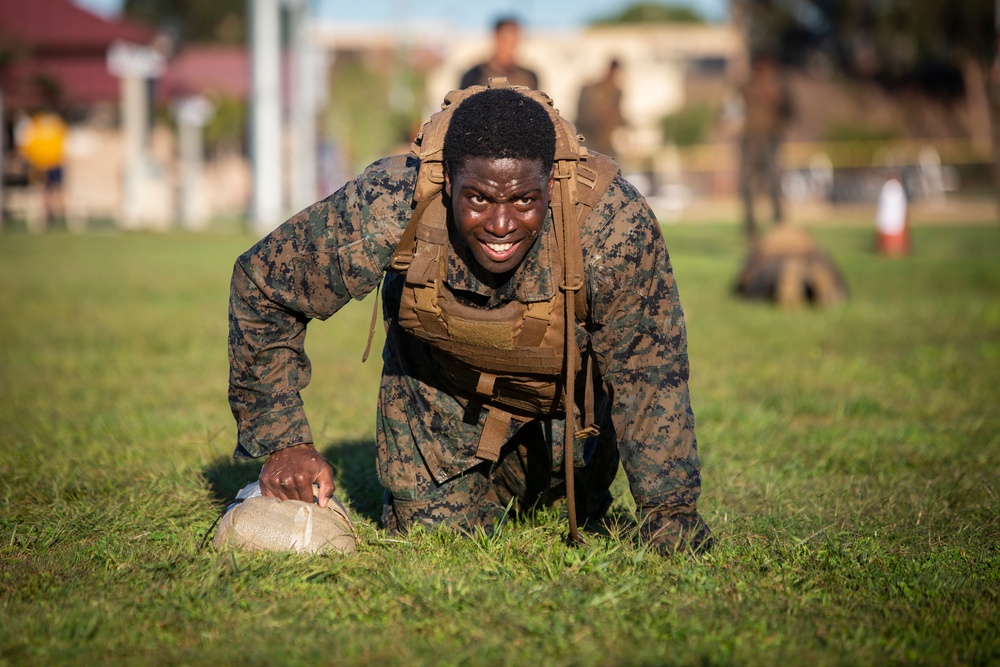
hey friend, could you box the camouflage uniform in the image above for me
[229,154,710,553]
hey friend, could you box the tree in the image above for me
[122,0,246,45]
[733,0,1000,214]
[735,0,991,89]
[591,2,706,26]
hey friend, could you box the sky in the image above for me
[72,0,729,29]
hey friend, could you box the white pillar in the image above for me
[250,0,283,234]
[289,0,319,211]
[120,74,147,229]
[176,96,214,230]
[107,41,165,230]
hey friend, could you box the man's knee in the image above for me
[381,467,504,535]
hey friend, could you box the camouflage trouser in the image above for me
[739,135,784,238]
[382,419,619,535]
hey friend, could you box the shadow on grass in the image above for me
[201,457,262,506]
[200,439,383,524]
[320,439,382,524]
[198,441,636,534]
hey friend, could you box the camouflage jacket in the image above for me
[229,154,700,508]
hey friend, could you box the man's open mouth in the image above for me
[482,240,518,261]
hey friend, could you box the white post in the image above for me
[107,41,165,230]
[120,73,147,229]
[176,96,215,230]
[249,0,283,234]
[289,0,319,211]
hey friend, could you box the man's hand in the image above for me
[638,505,713,556]
[259,443,336,508]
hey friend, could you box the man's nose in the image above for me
[485,205,516,237]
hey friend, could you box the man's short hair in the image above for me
[494,16,521,33]
[443,88,556,174]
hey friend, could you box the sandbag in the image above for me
[213,494,357,555]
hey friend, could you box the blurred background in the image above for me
[1,0,997,235]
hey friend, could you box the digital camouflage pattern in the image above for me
[229,153,710,550]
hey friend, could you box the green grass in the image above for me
[1,222,998,666]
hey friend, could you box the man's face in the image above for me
[445,156,554,276]
[494,24,520,66]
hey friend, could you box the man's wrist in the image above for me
[265,442,315,459]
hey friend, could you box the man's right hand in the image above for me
[259,443,336,508]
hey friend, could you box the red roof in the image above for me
[159,46,250,100]
[0,0,152,52]
[0,0,155,107]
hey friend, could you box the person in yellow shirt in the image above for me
[17,110,67,228]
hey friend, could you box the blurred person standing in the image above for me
[575,59,624,159]
[459,17,539,90]
[738,54,793,240]
[16,109,67,230]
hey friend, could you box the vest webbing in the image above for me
[379,78,620,542]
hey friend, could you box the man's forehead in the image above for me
[451,156,549,180]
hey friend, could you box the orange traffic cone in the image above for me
[875,177,910,256]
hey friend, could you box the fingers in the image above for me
[258,463,283,499]
[258,444,336,506]
[259,445,304,501]
[314,466,336,509]
[292,465,316,504]
[261,468,311,503]
[258,470,289,501]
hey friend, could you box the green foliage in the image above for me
[740,0,995,83]
[591,2,706,25]
[823,122,900,164]
[202,96,247,155]
[1,220,999,665]
[323,55,425,176]
[660,103,713,146]
[123,0,245,45]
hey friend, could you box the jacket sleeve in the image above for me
[586,177,702,510]
[228,155,414,459]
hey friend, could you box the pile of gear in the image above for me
[735,225,848,307]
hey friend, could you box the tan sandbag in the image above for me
[213,495,356,555]
[735,225,848,307]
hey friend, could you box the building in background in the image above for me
[0,0,253,230]
[0,0,155,228]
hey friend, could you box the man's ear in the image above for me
[546,164,556,196]
[443,163,452,198]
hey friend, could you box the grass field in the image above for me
[1,220,998,666]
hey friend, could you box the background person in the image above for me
[738,53,793,240]
[459,17,539,90]
[16,109,67,229]
[575,58,624,159]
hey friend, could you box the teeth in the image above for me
[486,242,513,253]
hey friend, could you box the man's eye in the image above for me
[517,196,535,206]
[470,195,486,205]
